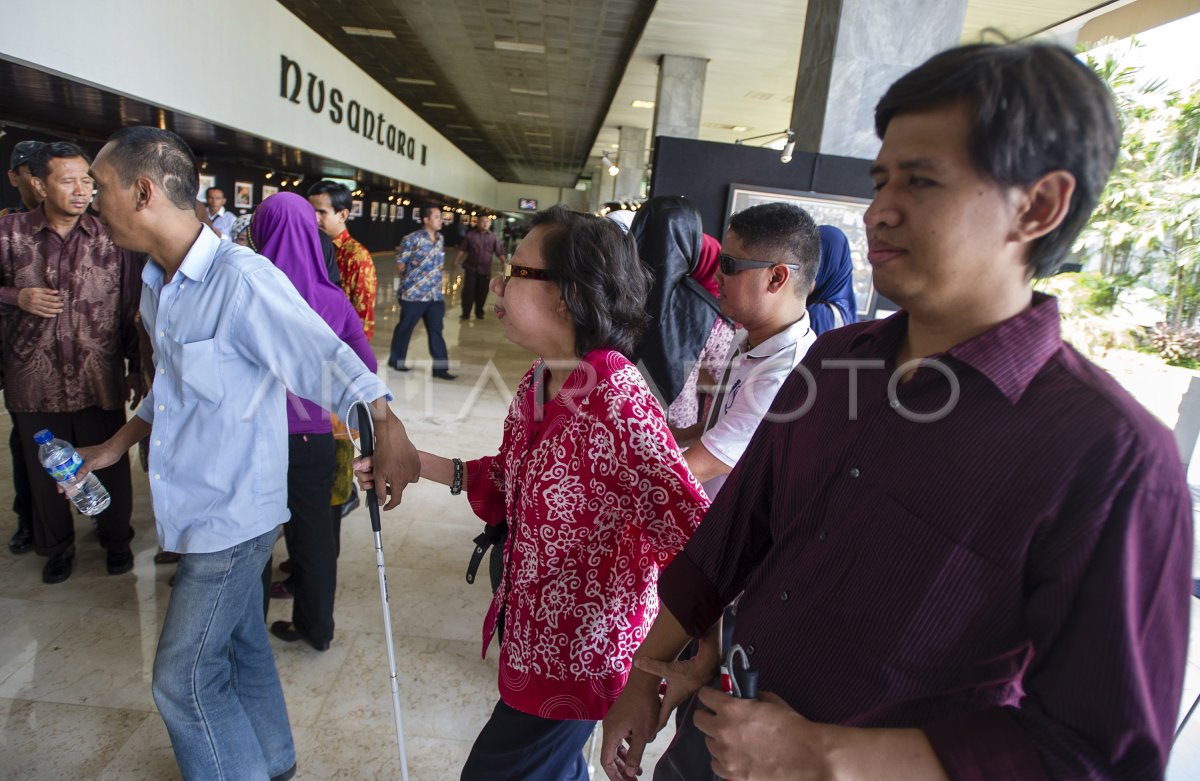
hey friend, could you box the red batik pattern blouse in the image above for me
[466,349,709,721]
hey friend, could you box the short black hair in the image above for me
[419,204,440,220]
[206,186,224,197]
[530,205,651,358]
[727,202,821,296]
[307,180,352,213]
[102,126,199,211]
[29,141,90,180]
[875,43,1120,278]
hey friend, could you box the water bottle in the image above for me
[34,429,111,516]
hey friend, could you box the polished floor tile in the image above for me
[0,697,150,781]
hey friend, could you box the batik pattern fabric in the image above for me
[332,230,377,339]
[465,349,709,720]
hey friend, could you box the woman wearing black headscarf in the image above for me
[630,196,734,428]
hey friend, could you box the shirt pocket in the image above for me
[178,338,223,404]
[819,493,1011,673]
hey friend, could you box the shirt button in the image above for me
[158,331,164,337]
[746,644,755,655]
[153,473,161,480]
[781,591,789,601]
[154,439,162,446]
[849,468,860,478]
[158,367,165,375]
[158,404,165,411]
[818,531,828,541]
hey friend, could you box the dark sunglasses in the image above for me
[503,262,555,282]
[717,253,801,275]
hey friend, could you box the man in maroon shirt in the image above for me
[602,43,1193,781]
[0,142,142,584]
[454,215,506,320]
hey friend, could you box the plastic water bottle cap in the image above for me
[33,430,53,445]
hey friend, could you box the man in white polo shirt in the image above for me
[682,201,820,498]
[652,201,821,781]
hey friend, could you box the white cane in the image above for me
[353,401,410,781]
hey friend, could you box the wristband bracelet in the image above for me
[450,458,463,495]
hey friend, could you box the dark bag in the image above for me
[466,521,507,593]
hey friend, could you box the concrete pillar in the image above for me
[615,127,647,202]
[653,54,707,140]
[587,164,604,212]
[790,0,967,160]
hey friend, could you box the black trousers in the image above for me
[461,268,491,319]
[12,407,132,556]
[10,413,32,532]
[461,699,594,781]
[281,432,337,644]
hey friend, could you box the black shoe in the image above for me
[475,314,484,320]
[270,620,330,652]
[42,545,75,584]
[432,370,457,381]
[340,493,360,518]
[459,315,470,321]
[387,360,410,372]
[270,763,298,781]
[107,548,134,575]
[8,525,32,555]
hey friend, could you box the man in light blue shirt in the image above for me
[205,186,237,239]
[80,126,420,781]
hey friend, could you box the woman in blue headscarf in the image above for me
[807,225,859,334]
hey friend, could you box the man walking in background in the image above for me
[454,214,504,320]
[389,205,455,380]
[204,187,236,238]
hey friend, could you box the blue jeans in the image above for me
[153,527,295,780]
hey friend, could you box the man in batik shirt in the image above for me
[307,181,377,338]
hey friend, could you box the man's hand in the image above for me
[126,373,146,409]
[693,688,832,781]
[601,673,665,780]
[18,288,64,318]
[353,401,420,510]
[634,629,720,732]
[75,442,121,481]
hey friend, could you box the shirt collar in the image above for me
[26,205,97,237]
[208,207,226,220]
[333,229,351,247]
[740,313,812,360]
[178,225,221,282]
[849,293,1062,404]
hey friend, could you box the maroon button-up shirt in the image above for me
[0,207,142,413]
[459,227,504,275]
[660,293,1192,780]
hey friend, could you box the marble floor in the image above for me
[0,255,678,780]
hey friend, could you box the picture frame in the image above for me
[518,198,538,211]
[196,174,217,203]
[370,201,380,221]
[261,184,279,200]
[389,204,398,221]
[350,199,363,219]
[725,184,876,318]
[233,181,253,210]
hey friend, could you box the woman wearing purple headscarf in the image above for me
[249,192,376,651]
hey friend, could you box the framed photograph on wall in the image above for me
[261,184,279,200]
[233,181,253,210]
[726,184,875,318]
[196,174,216,203]
[370,201,380,221]
[350,199,363,219]
[389,204,398,221]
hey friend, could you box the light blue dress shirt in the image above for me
[136,227,390,553]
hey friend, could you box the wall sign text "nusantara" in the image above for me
[280,54,427,166]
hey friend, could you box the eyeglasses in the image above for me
[504,262,554,282]
[716,253,801,275]
[499,262,555,290]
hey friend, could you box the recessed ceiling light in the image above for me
[461,137,484,142]
[631,100,655,109]
[446,124,473,130]
[733,126,749,132]
[422,102,457,110]
[395,76,436,86]
[494,40,546,54]
[342,26,396,38]
[517,111,550,119]
[510,87,549,96]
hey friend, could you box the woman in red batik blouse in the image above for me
[420,206,709,780]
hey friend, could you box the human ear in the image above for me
[1012,170,1075,243]
[31,177,47,200]
[134,176,154,211]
